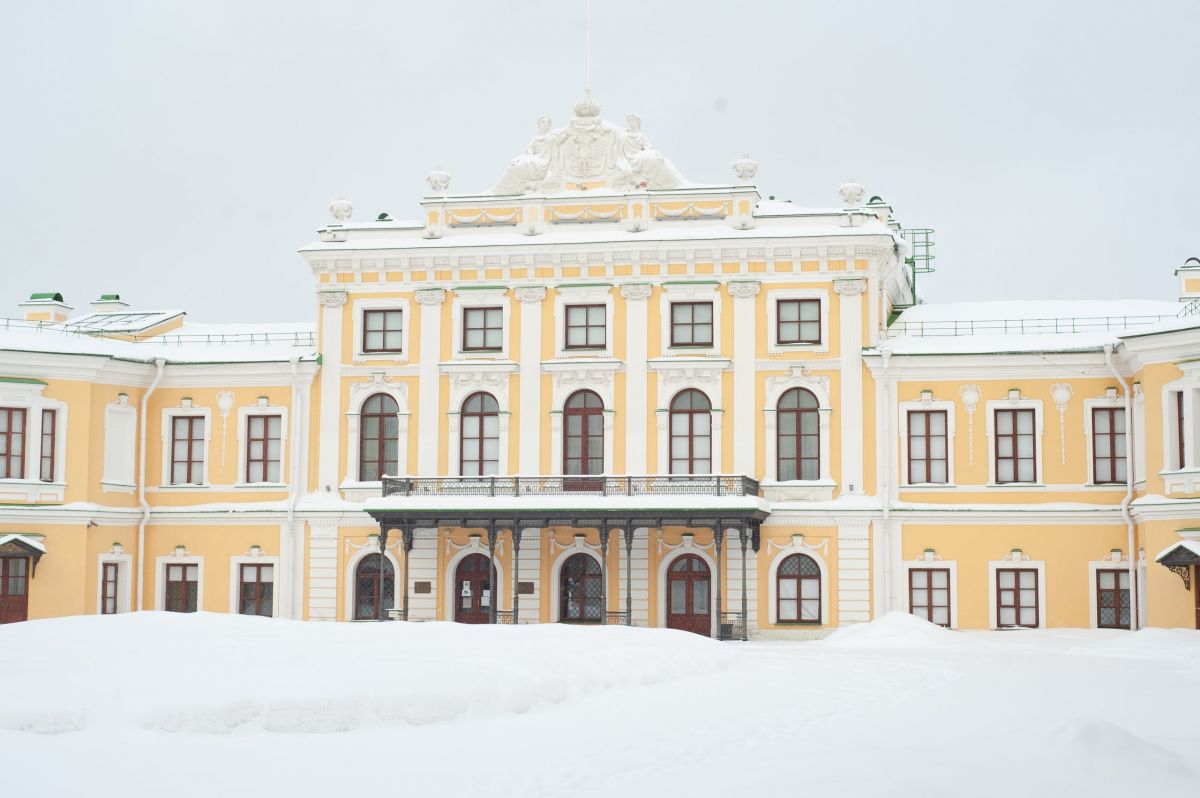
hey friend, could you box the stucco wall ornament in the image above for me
[317,290,347,309]
[216,390,235,466]
[727,281,761,299]
[1050,383,1073,465]
[514,286,547,303]
[414,288,446,306]
[833,277,867,296]
[765,365,830,399]
[619,283,652,301]
[959,384,982,465]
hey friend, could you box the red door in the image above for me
[455,554,495,624]
[666,554,711,637]
[0,556,30,624]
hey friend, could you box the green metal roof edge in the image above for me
[28,292,64,302]
[0,376,48,385]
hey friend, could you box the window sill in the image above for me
[232,482,288,490]
[352,353,410,365]
[101,480,137,494]
[985,483,1046,489]
[0,479,67,503]
[901,483,957,490]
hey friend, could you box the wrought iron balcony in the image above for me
[381,474,760,499]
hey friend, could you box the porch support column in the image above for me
[624,525,634,625]
[599,525,611,624]
[714,526,725,638]
[487,522,497,624]
[739,526,749,641]
[377,525,390,622]
[511,527,521,624]
[401,524,413,622]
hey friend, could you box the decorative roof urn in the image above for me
[732,154,758,184]
[329,197,353,222]
[426,169,452,195]
[838,179,865,209]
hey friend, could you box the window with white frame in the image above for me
[0,407,26,479]
[362,309,404,354]
[995,568,1039,627]
[1095,568,1131,629]
[907,410,948,484]
[101,561,120,614]
[170,416,206,485]
[238,562,274,617]
[909,567,951,626]
[765,290,830,353]
[462,306,503,352]
[776,553,821,623]
[564,304,606,349]
[994,408,1036,483]
[164,563,199,612]
[1091,407,1127,485]
[777,388,820,481]
[245,414,282,484]
[669,302,714,348]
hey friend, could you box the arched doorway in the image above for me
[353,553,394,620]
[666,553,711,636]
[559,553,602,623]
[454,553,496,624]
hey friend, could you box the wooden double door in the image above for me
[455,554,496,624]
[0,556,29,624]
[666,554,712,637]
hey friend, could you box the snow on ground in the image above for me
[2,613,1198,798]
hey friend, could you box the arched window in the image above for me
[669,389,712,474]
[359,393,399,482]
[460,392,499,476]
[777,388,819,481]
[777,553,820,624]
[354,553,394,620]
[563,390,604,476]
[560,553,602,623]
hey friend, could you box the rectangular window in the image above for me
[996,568,1038,628]
[39,409,56,482]
[362,309,404,353]
[462,306,503,351]
[245,415,282,483]
[909,568,951,627]
[777,299,821,345]
[564,304,606,349]
[1096,568,1131,629]
[0,407,26,480]
[907,410,948,484]
[1091,407,1127,484]
[669,302,714,347]
[101,562,120,615]
[994,408,1036,483]
[164,563,198,612]
[239,563,274,617]
[170,416,205,485]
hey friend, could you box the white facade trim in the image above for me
[449,287,512,360]
[900,558,959,629]
[228,554,282,617]
[986,558,1046,630]
[897,397,957,486]
[442,363,515,476]
[234,399,289,487]
[658,281,722,357]
[351,296,411,363]
[443,538,507,620]
[548,540,602,623]
[1082,392,1127,487]
[95,552,133,615]
[343,374,410,486]
[155,554,205,612]
[983,395,1044,486]
[763,286,831,355]
[344,541,401,621]
[764,538,830,626]
[159,401,212,486]
[553,284,615,359]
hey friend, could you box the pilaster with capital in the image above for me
[622,283,652,472]
[316,289,347,492]
[836,275,866,493]
[516,286,545,472]
[729,281,760,476]
[416,288,446,475]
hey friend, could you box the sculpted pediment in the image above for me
[491,93,691,195]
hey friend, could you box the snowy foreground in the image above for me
[2,614,1198,797]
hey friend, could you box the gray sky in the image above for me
[2,0,1197,323]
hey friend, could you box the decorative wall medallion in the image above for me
[1050,383,1072,465]
[514,286,547,303]
[619,283,652,301]
[414,288,446,306]
[833,277,867,296]
[317,290,348,309]
[959,384,981,465]
[727,281,761,299]
[216,390,235,466]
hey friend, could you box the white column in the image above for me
[515,287,546,474]
[316,289,347,492]
[631,527,650,626]
[307,520,339,621]
[407,529,439,621]
[835,277,867,493]
[415,289,446,475]
[838,522,872,624]
[728,281,760,476]
[622,284,651,473]
[516,527,542,623]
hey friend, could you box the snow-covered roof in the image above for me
[0,318,317,364]
[880,299,1195,355]
[67,310,184,333]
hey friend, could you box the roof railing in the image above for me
[0,317,315,346]
[887,314,1179,338]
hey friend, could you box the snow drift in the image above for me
[0,612,731,735]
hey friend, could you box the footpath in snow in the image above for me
[2,612,1198,798]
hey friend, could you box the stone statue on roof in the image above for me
[491,115,559,195]
[615,113,686,191]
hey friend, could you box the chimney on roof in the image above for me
[20,292,72,324]
[91,293,130,313]
[1177,257,1200,303]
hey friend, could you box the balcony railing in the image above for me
[887,314,1179,338]
[382,474,760,498]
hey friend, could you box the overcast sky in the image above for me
[2,1,1197,323]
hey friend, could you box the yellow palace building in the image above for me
[2,94,1199,635]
